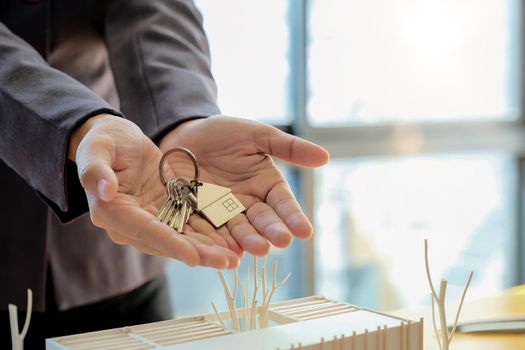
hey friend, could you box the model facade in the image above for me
[46,296,423,350]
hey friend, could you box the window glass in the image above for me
[314,153,516,310]
[195,0,291,123]
[308,0,521,125]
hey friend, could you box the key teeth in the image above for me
[156,177,198,233]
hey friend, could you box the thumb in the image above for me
[76,138,118,202]
[259,127,330,167]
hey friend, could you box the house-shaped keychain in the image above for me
[197,182,246,228]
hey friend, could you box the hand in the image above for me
[159,115,330,256]
[69,114,240,269]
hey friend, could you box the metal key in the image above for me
[174,178,198,232]
[156,178,179,223]
[166,179,183,228]
[159,178,198,232]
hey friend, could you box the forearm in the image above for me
[0,22,122,219]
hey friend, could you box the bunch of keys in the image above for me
[156,177,198,232]
[156,147,245,232]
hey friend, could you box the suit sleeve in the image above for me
[0,22,123,221]
[105,0,220,141]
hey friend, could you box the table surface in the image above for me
[392,285,525,349]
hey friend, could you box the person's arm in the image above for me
[0,16,239,269]
[0,22,122,221]
[104,0,220,141]
[103,0,330,257]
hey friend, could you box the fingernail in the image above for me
[203,256,228,269]
[231,258,241,269]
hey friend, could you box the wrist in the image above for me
[67,113,114,162]
[158,117,204,151]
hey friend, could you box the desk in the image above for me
[393,286,525,349]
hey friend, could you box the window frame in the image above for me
[284,0,525,294]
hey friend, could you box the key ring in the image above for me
[159,147,201,186]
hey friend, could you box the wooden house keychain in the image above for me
[156,147,245,232]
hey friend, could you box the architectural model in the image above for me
[6,239,473,349]
[46,295,423,350]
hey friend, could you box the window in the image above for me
[308,0,521,125]
[307,0,524,311]
[167,0,525,317]
[315,153,516,309]
[195,0,291,124]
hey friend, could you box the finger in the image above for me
[134,217,200,266]
[227,213,270,256]
[113,224,238,268]
[187,215,229,248]
[257,127,329,167]
[187,215,244,256]
[76,135,118,201]
[217,225,243,257]
[91,197,200,266]
[186,223,244,258]
[184,225,241,268]
[183,235,231,269]
[245,202,293,248]
[265,182,313,239]
[215,245,241,269]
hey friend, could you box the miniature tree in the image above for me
[213,256,290,331]
[8,289,33,350]
[424,239,473,350]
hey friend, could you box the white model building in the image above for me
[46,296,423,350]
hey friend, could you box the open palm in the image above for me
[74,116,241,269]
[159,115,330,256]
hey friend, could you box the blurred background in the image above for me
[167,0,525,316]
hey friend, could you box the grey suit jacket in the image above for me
[0,0,220,311]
